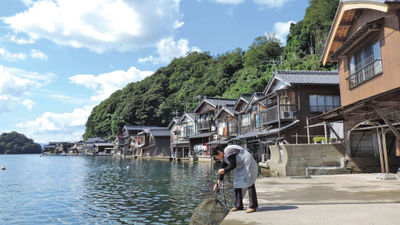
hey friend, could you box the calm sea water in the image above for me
[0,155,234,225]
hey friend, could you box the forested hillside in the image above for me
[83,0,339,140]
[0,132,42,154]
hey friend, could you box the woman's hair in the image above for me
[211,146,224,156]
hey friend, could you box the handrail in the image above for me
[346,59,382,88]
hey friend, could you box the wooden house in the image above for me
[113,134,125,155]
[136,127,170,157]
[190,97,236,159]
[210,106,238,149]
[43,143,56,153]
[257,70,340,159]
[233,92,266,161]
[169,113,195,160]
[68,141,84,154]
[83,138,106,154]
[94,143,114,155]
[318,0,400,173]
[121,125,163,155]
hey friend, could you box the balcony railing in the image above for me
[347,59,382,89]
[196,122,210,131]
[260,104,297,125]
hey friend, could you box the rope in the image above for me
[221,181,228,213]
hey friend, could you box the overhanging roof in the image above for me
[194,97,236,113]
[311,87,400,122]
[189,132,214,139]
[178,112,195,124]
[330,18,384,59]
[321,0,393,65]
[257,120,300,137]
[264,70,339,95]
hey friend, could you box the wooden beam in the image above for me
[326,123,346,148]
[376,128,386,174]
[372,105,400,140]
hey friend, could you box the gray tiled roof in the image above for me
[149,129,170,137]
[275,70,339,85]
[189,132,214,139]
[167,117,180,130]
[123,125,164,131]
[194,97,236,113]
[94,143,114,147]
[215,106,236,118]
[205,97,236,107]
[178,112,196,124]
[85,137,106,143]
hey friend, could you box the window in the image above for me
[218,121,226,136]
[309,95,341,112]
[241,113,250,127]
[348,41,382,88]
[255,113,261,128]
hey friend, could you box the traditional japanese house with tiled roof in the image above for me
[83,138,107,154]
[120,125,164,156]
[136,127,170,157]
[318,0,400,174]
[233,92,266,161]
[210,106,238,150]
[190,97,236,161]
[257,70,340,160]
[168,112,195,160]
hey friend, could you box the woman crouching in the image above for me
[212,145,259,213]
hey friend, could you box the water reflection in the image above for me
[0,155,233,224]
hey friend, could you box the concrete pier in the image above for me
[221,174,400,225]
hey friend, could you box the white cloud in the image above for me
[31,49,48,60]
[22,99,35,110]
[21,0,35,7]
[0,65,55,112]
[16,105,94,142]
[139,37,200,64]
[253,0,291,8]
[214,0,244,5]
[0,48,27,61]
[69,66,153,102]
[7,34,35,44]
[272,20,295,44]
[8,65,152,143]
[4,0,183,53]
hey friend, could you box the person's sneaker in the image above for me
[245,208,256,213]
[231,207,243,212]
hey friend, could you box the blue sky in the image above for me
[0,0,308,143]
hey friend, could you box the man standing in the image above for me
[212,145,259,213]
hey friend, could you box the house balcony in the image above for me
[196,122,211,131]
[241,125,252,135]
[347,59,382,89]
[218,126,238,138]
[260,104,297,125]
[178,135,191,142]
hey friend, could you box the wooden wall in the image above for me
[339,9,400,106]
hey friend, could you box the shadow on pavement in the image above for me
[257,206,298,212]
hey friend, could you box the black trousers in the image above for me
[234,183,258,209]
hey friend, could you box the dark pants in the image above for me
[234,183,258,209]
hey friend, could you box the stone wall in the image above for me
[267,144,346,176]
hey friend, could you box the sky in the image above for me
[0,0,309,143]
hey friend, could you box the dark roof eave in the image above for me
[330,18,384,60]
